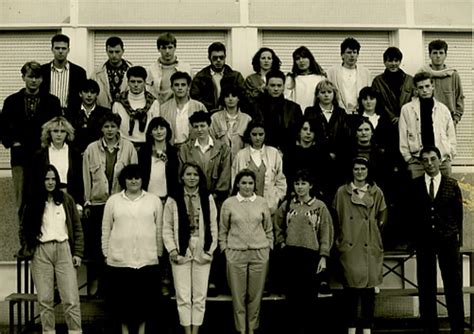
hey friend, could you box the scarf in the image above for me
[116,90,156,136]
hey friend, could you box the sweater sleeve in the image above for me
[66,195,84,258]
[218,199,231,251]
[154,196,164,258]
[209,195,219,254]
[162,198,178,253]
[453,71,464,122]
[101,197,114,259]
[317,204,334,257]
[82,146,92,203]
[262,202,274,249]
[273,201,287,247]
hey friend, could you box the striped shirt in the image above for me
[50,62,70,109]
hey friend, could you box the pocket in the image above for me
[406,131,419,153]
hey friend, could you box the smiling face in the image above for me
[294,179,312,200]
[249,127,265,149]
[44,170,57,193]
[151,125,168,143]
[182,166,200,190]
[101,121,119,140]
[237,175,255,198]
[421,151,441,177]
[259,51,273,72]
[106,45,124,66]
[353,163,368,184]
[79,90,98,107]
[125,176,142,193]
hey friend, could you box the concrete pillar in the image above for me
[61,27,90,74]
[230,27,258,77]
[394,29,424,76]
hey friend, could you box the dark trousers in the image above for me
[283,246,320,333]
[345,287,375,329]
[416,237,465,333]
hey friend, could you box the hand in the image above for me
[169,250,179,263]
[83,206,91,219]
[391,117,399,125]
[317,257,327,274]
[280,242,286,250]
[12,142,21,147]
[329,153,336,161]
[76,204,83,218]
[72,256,82,268]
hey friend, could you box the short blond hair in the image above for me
[40,116,75,148]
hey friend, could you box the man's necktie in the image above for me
[429,177,435,200]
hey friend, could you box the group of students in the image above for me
[0,31,466,334]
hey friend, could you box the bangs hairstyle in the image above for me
[352,116,375,141]
[100,112,122,128]
[208,42,226,58]
[349,156,374,185]
[291,46,325,76]
[296,117,317,140]
[314,79,339,107]
[356,86,382,115]
[41,116,75,148]
[106,36,124,49]
[428,39,448,53]
[189,110,211,126]
[21,61,42,77]
[243,120,266,145]
[340,37,360,54]
[80,79,100,94]
[126,66,147,80]
[118,164,143,189]
[265,69,286,83]
[170,71,192,85]
[157,32,177,48]
[251,47,281,72]
[218,84,242,107]
[231,168,257,196]
[146,116,173,145]
[383,47,403,61]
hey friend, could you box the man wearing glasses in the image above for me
[191,42,245,114]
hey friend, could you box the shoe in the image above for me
[317,282,333,298]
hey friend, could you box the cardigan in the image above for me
[219,195,273,251]
[102,190,163,268]
[91,60,133,109]
[163,195,218,264]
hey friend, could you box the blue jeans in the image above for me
[31,241,82,334]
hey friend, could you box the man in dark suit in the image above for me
[40,34,87,114]
[411,145,464,334]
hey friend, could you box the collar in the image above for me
[292,196,316,206]
[51,61,69,71]
[350,182,369,193]
[237,193,257,202]
[184,188,199,197]
[121,189,146,201]
[210,68,224,76]
[49,142,68,152]
[81,104,96,116]
[319,104,333,113]
[425,172,441,184]
[101,137,121,150]
[250,145,264,154]
[194,136,214,150]
[158,57,178,67]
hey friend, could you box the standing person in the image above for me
[274,169,334,334]
[244,47,281,105]
[147,32,193,104]
[40,34,87,114]
[399,72,456,179]
[420,40,464,125]
[36,116,83,209]
[327,37,372,114]
[232,120,287,214]
[333,157,387,334]
[163,163,218,334]
[210,85,252,161]
[66,79,112,154]
[304,79,351,198]
[82,113,138,297]
[372,47,414,126]
[102,164,163,334]
[91,36,132,109]
[112,66,160,149]
[285,46,326,113]
[1,61,61,218]
[410,146,465,334]
[161,71,207,146]
[190,42,245,113]
[219,169,273,334]
[21,164,83,334]
[251,70,303,154]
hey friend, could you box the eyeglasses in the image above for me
[211,55,225,61]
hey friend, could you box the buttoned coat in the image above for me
[333,183,387,288]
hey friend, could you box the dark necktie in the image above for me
[429,177,435,200]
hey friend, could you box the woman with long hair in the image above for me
[21,164,83,334]
[219,169,273,334]
[285,46,326,113]
[163,162,218,334]
[333,157,387,334]
[245,47,282,105]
